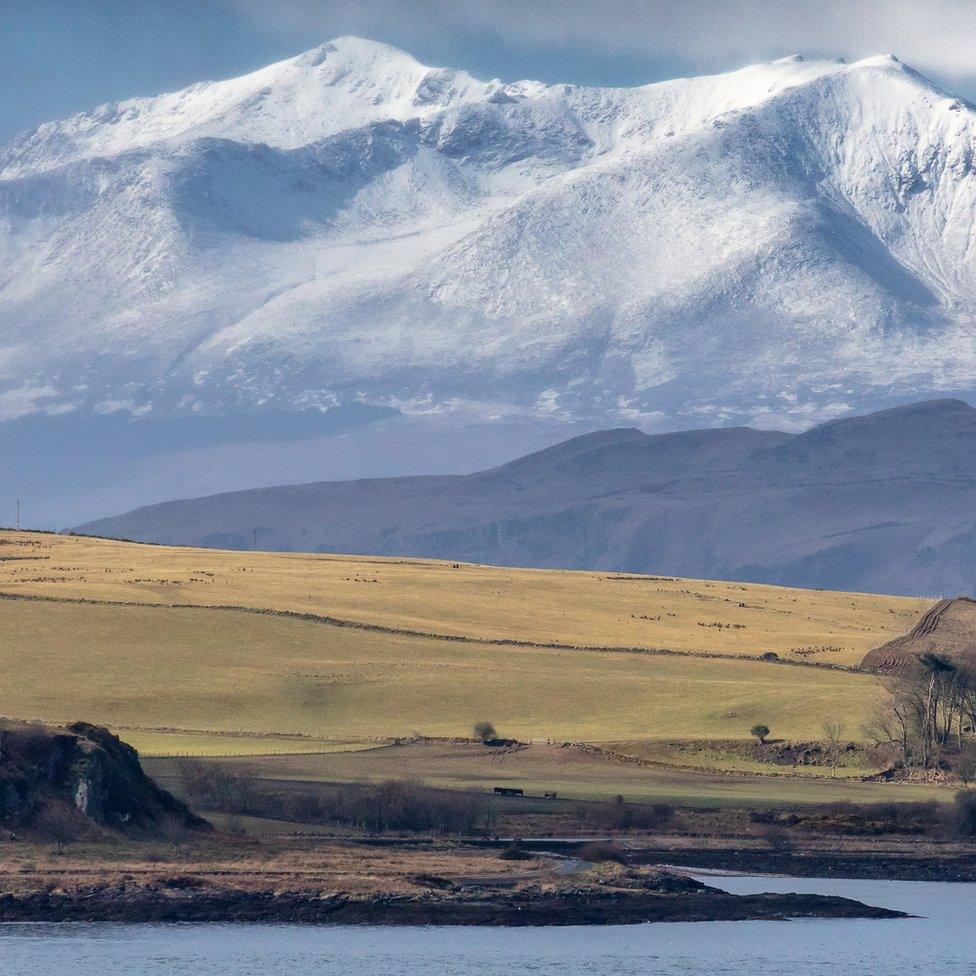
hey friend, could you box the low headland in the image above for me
[0,719,927,925]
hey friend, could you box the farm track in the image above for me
[861,597,976,671]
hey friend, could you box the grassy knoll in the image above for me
[0,530,926,665]
[0,598,881,744]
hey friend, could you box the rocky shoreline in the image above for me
[0,873,906,925]
[626,847,976,882]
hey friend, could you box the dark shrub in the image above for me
[584,796,674,831]
[499,838,534,860]
[36,801,87,854]
[473,722,497,743]
[577,840,628,863]
[955,751,976,787]
[947,790,976,838]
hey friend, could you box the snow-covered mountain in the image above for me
[3,38,976,525]
[0,38,976,524]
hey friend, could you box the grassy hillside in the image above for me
[0,530,936,805]
[0,531,925,664]
[1,597,879,748]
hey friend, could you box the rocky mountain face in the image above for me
[0,720,207,831]
[77,398,976,597]
[3,39,976,524]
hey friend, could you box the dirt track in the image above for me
[861,597,976,671]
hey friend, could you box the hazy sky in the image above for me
[2,0,976,143]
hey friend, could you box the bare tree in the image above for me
[957,660,976,740]
[229,768,257,815]
[872,658,976,772]
[921,653,957,760]
[758,822,794,853]
[822,719,847,778]
[174,757,213,804]
[36,802,86,854]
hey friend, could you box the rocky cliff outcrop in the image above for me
[0,720,207,832]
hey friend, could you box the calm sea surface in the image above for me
[3,874,976,976]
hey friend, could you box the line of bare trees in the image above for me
[288,778,492,834]
[866,653,976,772]
[174,759,493,835]
[175,760,259,815]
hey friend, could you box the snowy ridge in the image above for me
[0,38,493,177]
[1,38,976,431]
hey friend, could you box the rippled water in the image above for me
[3,875,976,976]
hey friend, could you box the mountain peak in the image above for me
[3,40,976,456]
[815,398,975,429]
[843,53,958,99]
[0,34,490,178]
[488,427,650,476]
[286,35,450,84]
[796,400,976,455]
[301,35,427,65]
[852,53,903,68]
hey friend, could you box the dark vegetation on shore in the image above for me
[172,757,680,836]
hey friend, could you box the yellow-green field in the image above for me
[0,531,925,664]
[118,730,384,758]
[0,530,938,803]
[0,597,880,744]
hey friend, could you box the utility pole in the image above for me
[252,526,257,549]
[15,500,20,530]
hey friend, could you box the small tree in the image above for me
[822,719,847,778]
[956,750,976,787]
[229,768,257,815]
[473,721,497,743]
[174,757,213,805]
[759,822,794,853]
[36,802,86,854]
[750,724,770,745]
